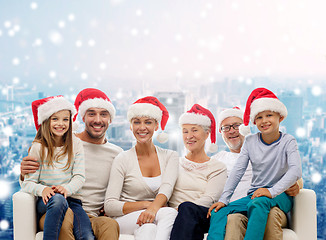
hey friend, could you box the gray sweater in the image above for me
[219,132,302,205]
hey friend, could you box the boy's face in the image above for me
[254,110,284,135]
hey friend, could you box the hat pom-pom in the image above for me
[239,124,251,136]
[156,132,169,143]
[72,121,79,132]
[208,143,218,153]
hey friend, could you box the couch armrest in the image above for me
[13,191,37,240]
[292,189,317,240]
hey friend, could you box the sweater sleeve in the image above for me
[219,140,250,205]
[158,150,179,200]
[20,143,46,196]
[62,137,85,196]
[268,138,302,197]
[104,152,126,217]
[194,161,227,207]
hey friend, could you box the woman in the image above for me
[104,96,179,240]
[169,104,227,240]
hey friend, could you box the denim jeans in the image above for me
[37,193,95,240]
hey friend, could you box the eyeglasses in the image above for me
[221,123,241,132]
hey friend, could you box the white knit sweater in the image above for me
[104,146,179,217]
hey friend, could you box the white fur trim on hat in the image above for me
[239,124,251,136]
[179,112,211,127]
[250,98,287,123]
[127,103,162,122]
[208,143,218,153]
[79,98,116,122]
[217,108,243,130]
[156,132,169,143]
[38,97,76,125]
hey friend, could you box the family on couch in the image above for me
[19,87,302,240]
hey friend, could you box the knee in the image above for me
[156,207,178,222]
[266,207,287,227]
[178,201,198,215]
[247,196,270,211]
[227,213,248,228]
[91,216,119,238]
[47,194,68,210]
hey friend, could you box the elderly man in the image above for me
[20,88,123,240]
[170,107,301,240]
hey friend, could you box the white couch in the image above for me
[13,189,317,240]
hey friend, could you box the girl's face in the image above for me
[50,110,70,140]
[182,124,209,152]
[131,117,158,144]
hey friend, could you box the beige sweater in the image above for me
[104,146,179,217]
[80,140,123,217]
[168,157,227,208]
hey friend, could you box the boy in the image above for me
[207,88,302,240]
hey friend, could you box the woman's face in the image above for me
[182,124,209,152]
[131,117,159,144]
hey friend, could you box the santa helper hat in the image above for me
[239,87,288,136]
[32,95,76,130]
[73,88,116,122]
[179,104,218,152]
[217,107,244,133]
[127,96,169,143]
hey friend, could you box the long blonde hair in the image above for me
[31,111,74,170]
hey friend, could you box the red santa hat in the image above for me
[32,95,76,130]
[217,107,244,133]
[179,104,218,152]
[240,87,287,136]
[73,88,116,122]
[127,96,169,143]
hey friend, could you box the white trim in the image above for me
[78,98,116,121]
[38,97,76,125]
[179,112,211,127]
[127,103,162,122]
[250,98,288,123]
[217,109,243,129]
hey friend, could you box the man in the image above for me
[170,107,301,240]
[20,88,123,240]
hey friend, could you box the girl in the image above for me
[21,95,94,240]
[104,96,179,240]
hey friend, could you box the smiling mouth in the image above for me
[92,125,103,130]
[138,133,148,136]
[54,127,65,131]
[228,135,239,139]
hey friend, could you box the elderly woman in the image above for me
[169,104,227,240]
[104,96,179,240]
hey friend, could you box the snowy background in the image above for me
[0,0,326,239]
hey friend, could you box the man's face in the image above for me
[83,108,111,139]
[221,116,244,153]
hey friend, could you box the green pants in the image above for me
[207,192,293,240]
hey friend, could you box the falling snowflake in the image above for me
[48,30,63,45]
[30,2,38,10]
[12,58,20,65]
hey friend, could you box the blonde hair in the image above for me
[30,111,74,170]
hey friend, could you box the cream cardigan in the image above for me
[104,146,179,217]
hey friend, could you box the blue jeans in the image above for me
[170,202,210,240]
[208,192,293,240]
[37,193,95,240]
